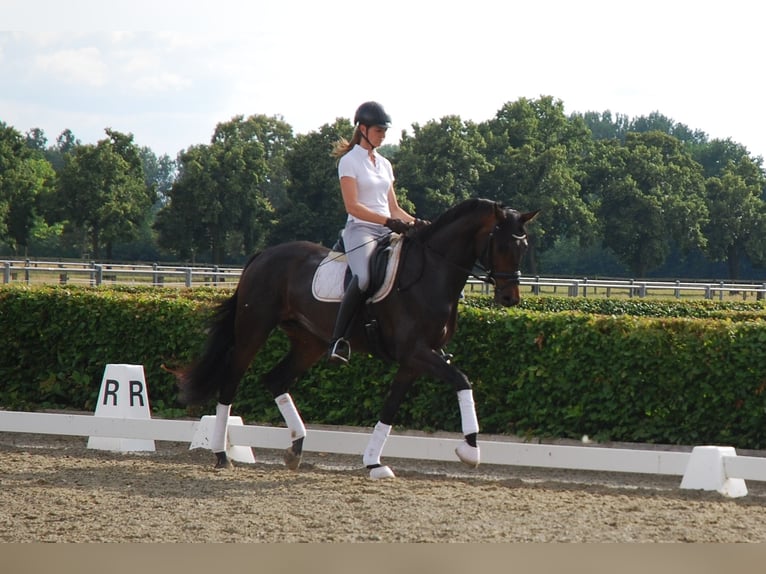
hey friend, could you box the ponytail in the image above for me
[331,127,364,159]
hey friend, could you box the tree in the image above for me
[596,132,708,277]
[235,114,294,212]
[155,115,277,263]
[479,96,597,274]
[44,129,81,173]
[57,130,153,259]
[24,128,48,153]
[0,123,57,254]
[5,157,56,255]
[691,137,757,179]
[629,112,708,146]
[271,119,353,247]
[395,115,492,219]
[701,155,766,279]
[0,123,25,244]
[139,146,177,207]
[576,110,631,142]
[154,144,212,261]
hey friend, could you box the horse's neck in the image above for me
[422,220,489,284]
[435,219,489,265]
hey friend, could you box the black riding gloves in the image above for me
[413,218,430,230]
[385,218,411,234]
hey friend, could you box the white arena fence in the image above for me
[3,258,766,300]
[2,408,766,498]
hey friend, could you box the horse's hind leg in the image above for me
[212,313,276,469]
[263,329,326,470]
[275,393,305,471]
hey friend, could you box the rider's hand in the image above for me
[385,218,411,234]
[413,218,430,230]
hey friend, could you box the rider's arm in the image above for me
[387,185,415,223]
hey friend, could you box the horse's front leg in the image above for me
[411,349,480,468]
[363,368,418,479]
[454,387,480,467]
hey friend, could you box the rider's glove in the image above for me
[384,218,411,234]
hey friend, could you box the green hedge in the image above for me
[2,285,766,449]
[453,307,766,448]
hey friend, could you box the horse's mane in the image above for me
[412,198,497,242]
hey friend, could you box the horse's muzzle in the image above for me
[494,282,521,307]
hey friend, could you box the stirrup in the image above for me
[328,338,351,364]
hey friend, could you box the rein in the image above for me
[401,223,526,290]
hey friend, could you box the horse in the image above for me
[171,197,539,479]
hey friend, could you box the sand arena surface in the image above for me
[2,432,766,543]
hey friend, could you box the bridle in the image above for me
[400,212,527,290]
[475,223,527,286]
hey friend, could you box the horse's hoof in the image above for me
[284,447,303,471]
[455,442,480,468]
[214,451,233,470]
[369,465,395,480]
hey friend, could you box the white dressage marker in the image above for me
[190,415,255,463]
[680,446,748,497]
[87,364,154,453]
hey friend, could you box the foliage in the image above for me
[0,285,213,414]
[270,119,352,247]
[56,129,154,259]
[395,115,493,219]
[155,114,287,263]
[701,153,766,279]
[593,132,708,276]
[464,293,766,319]
[1,123,56,253]
[478,96,598,273]
[2,286,766,450]
[448,305,766,448]
[5,97,766,279]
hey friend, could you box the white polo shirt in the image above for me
[338,144,395,223]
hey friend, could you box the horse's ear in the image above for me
[522,210,541,224]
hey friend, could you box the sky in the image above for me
[2,0,763,161]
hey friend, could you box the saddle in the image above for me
[311,233,404,303]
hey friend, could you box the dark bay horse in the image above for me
[172,198,538,479]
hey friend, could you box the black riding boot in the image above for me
[328,276,364,364]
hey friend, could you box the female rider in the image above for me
[328,101,424,364]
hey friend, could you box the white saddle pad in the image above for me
[312,236,404,303]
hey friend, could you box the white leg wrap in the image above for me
[275,393,306,440]
[363,421,392,467]
[212,402,231,453]
[457,389,479,436]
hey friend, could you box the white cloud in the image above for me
[133,72,191,94]
[1,0,764,160]
[33,46,109,88]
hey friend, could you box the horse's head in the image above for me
[481,205,540,307]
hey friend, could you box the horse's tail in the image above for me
[176,290,239,406]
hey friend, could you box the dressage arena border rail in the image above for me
[3,259,766,300]
[2,410,766,497]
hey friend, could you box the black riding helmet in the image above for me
[354,101,392,128]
